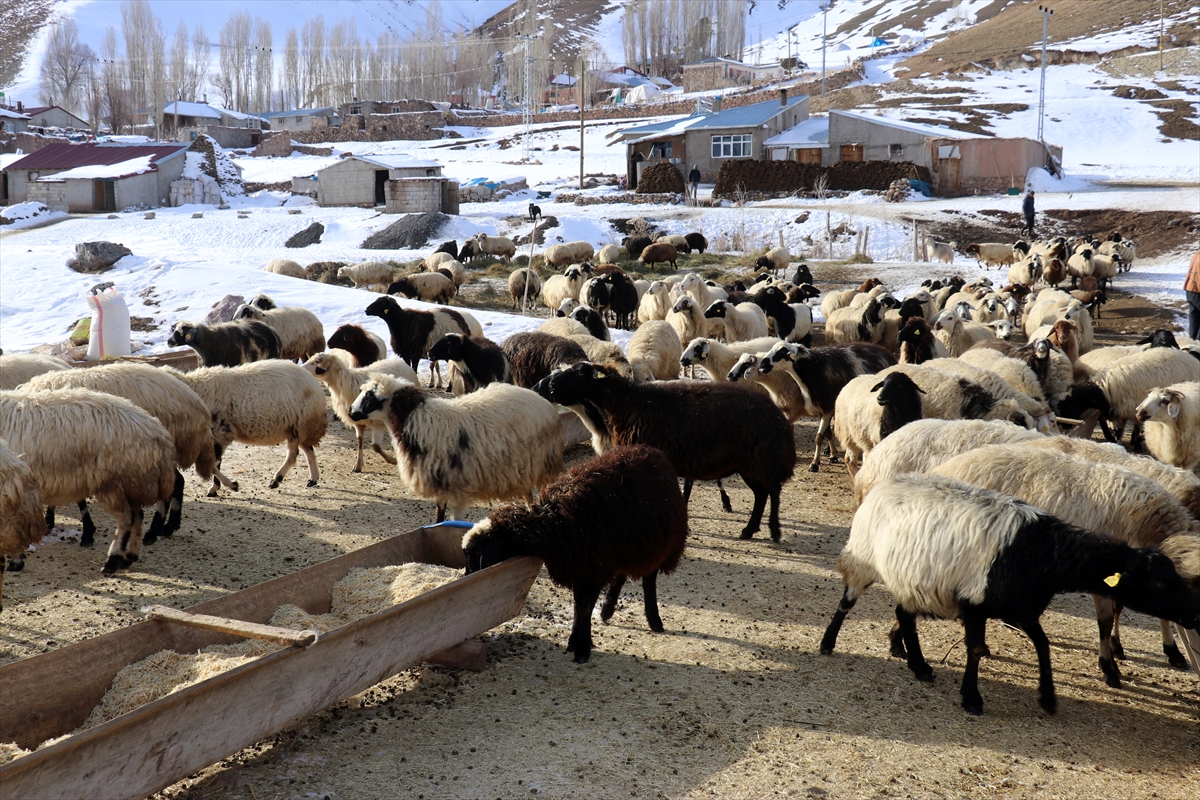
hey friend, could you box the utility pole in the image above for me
[579,55,585,190]
[1159,0,1165,71]
[1037,5,1053,144]
[821,2,830,97]
[519,34,536,162]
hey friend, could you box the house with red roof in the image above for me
[4,142,190,212]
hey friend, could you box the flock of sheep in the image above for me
[1,224,1198,717]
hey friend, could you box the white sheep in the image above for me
[678,273,726,311]
[0,353,70,391]
[656,234,690,253]
[565,241,594,262]
[542,244,577,268]
[679,336,781,383]
[1006,255,1042,288]
[0,388,176,573]
[232,302,325,363]
[538,316,590,338]
[423,251,458,271]
[928,357,1050,428]
[932,308,995,357]
[556,297,581,318]
[666,296,713,347]
[508,268,542,311]
[819,279,884,325]
[541,266,585,311]
[753,246,790,272]
[387,272,456,304]
[430,258,466,287]
[826,295,891,345]
[955,348,1048,404]
[349,375,564,521]
[171,361,329,495]
[263,259,306,279]
[565,334,633,378]
[1135,382,1200,471]
[338,261,396,291]
[0,437,44,609]
[637,280,672,324]
[597,244,622,263]
[703,299,768,343]
[965,242,1018,269]
[626,320,682,383]
[925,239,956,264]
[472,233,518,262]
[1075,344,1142,380]
[726,353,812,422]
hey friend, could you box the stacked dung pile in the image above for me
[636,163,685,194]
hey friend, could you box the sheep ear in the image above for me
[1168,398,1181,418]
[869,380,884,392]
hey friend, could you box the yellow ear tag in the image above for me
[1104,573,1121,587]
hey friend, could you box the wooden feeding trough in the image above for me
[0,523,541,800]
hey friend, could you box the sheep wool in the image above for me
[1135,382,1200,471]
[0,437,44,607]
[338,261,396,290]
[263,259,306,279]
[0,353,70,391]
[232,302,325,363]
[627,320,682,383]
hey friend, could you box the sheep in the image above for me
[703,299,768,344]
[727,353,812,423]
[927,358,1049,428]
[432,240,458,258]
[302,351,416,471]
[1075,343,1142,380]
[538,316,590,339]
[326,324,387,367]
[1136,382,1200,471]
[819,473,1200,715]
[565,334,632,378]
[655,233,691,254]
[627,321,682,383]
[930,445,1200,683]
[1090,253,1121,290]
[931,309,995,357]
[0,388,176,574]
[22,362,218,541]
[1006,255,1042,288]
[679,336,781,384]
[501,331,589,389]
[602,271,639,330]
[754,246,789,272]
[349,375,563,521]
[562,307,605,342]
[1137,329,1181,349]
[957,347,1047,404]
[638,243,678,269]
[622,235,652,259]
[965,243,1017,269]
[819,278,883,320]
[752,286,813,346]
[580,277,611,323]
[925,239,956,264]
[429,258,466,288]
[826,295,896,346]
[757,341,897,472]
[1055,347,1200,443]
[565,241,595,262]
[684,232,707,254]
[231,301,325,363]
[0,437,44,608]
[897,317,947,364]
[338,261,396,291]
[595,243,621,264]
[637,280,672,324]
[533,362,796,541]
[1065,247,1095,287]
[263,258,306,279]
[422,251,458,271]
[0,353,69,390]
[666,296,713,347]
[386,272,456,305]
[852,418,1042,508]
[172,361,328,495]
[507,268,542,311]
[426,334,510,397]
[465,233,517,262]
[462,444,687,663]
[1039,257,1067,288]
[541,265,585,312]
[832,371,929,476]
[167,319,281,368]
[555,297,581,318]
[678,272,726,311]
[364,296,477,389]
[543,243,579,269]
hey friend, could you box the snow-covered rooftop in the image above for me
[831,110,985,140]
[0,108,31,120]
[164,101,222,119]
[348,154,443,170]
[38,155,155,181]
[764,116,829,148]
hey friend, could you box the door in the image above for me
[374,170,388,205]
[796,149,822,165]
[839,144,863,162]
[938,157,961,194]
[94,180,116,212]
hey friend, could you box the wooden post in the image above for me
[579,58,585,191]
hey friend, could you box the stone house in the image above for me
[3,142,189,212]
[314,154,458,214]
[681,58,783,93]
[20,105,89,130]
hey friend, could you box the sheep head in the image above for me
[727,354,759,382]
[758,342,799,374]
[1135,387,1184,423]
[167,322,196,347]
[364,295,399,319]
[427,333,466,363]
[531,361,616,407]
[679,339,711,367]
[303,352,340,378]
[703,300,728,319]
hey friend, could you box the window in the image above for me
[348,105,362,115]
[889,143,904,157]
[711,134,753,159]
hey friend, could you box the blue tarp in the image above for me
[870,37,890,47]
[909,179,932,197]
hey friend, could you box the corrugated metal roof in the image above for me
[687,96,808,130]
[764,116,829,148]
[830,110,985,140]
[4,142,190,173]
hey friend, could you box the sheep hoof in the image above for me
[230,481,240,492]
[961,700,984,716]
[6,558,25,572]
[269,478,282,489]
[1110,641,1125,660]
[101,555,127,574]
[1104,672,1122,689]
[143,531,158,546]
[647,617,665,633]
[352,465,363,474]
[80,533,94,547]
[720,499,733,513]
[912,665,934,683]
[808,463,820,473]
[1164,644,1189,670]
[1038,693,1057,715]
[769,528,782,543]
[306,479,318,488]
[126,553,138,564]
[207,487,220,498]
[739,529,756,540]
[572,649,592,664]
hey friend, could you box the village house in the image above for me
[155,101,268,148]
[3,141,189,212]
[258,107,337,133]
[0,107,30,134]
[313,154,458,214]
[20,105,90,130]
[681,57,783,93]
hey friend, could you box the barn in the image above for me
[3,142,189,212]
[314,154,459,214]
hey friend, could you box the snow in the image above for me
[38,155,156,181]
[0,201,68,230]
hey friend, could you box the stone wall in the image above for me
[0,131,69,155]
[252,132,294,157]
[27,180,68,212]
[384,178,458,214]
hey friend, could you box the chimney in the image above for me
[17,101,23,113]
[780,88,788,107]
[712,96,722,113]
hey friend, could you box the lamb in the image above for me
[819,473,1200,715]
[753,246,790,272]
[0,353,69,390]
[326,324,387,367]
[501,331,589,389]
[263,258,306,279]
[638,243,678,269]
[597,243,622,264]
[0,437,44,608]
[565,334,632,378]
[231,301,325,363]
[931,309,995,357]
[337,261,396,291]
[533,362,796,541]
[655,234,691,254]
[349,375,563,521]
[897,317,947,364]
[679,336,782,383]
[703,299,768,343]
[752,286,814,346]
[541,265,585,312]
[1136,383,1200,471]
[627,321,682,384]
[757,341,897,472]
[0,388,176,574]
[569,306,610,341]
[364,296,478,389]
[684,232,707,254]
[852,418,1042,507]
[726,353,812,423]
[1055,347,1200,443]
[166,319,281,367]
[386,272,456,305]
[930,445,1200,684]
[302,351,416,471]
[637,280,672,324]
[171,361,328,495]
[462,445,687,663]
[965,243,1017,269]
[538,316,590,338]
[601,270,639,330]
[925,239,957,264]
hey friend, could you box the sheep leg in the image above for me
[895,605,933,683]
[1110,600,1126,659]
[767,487,783,542]
[567,585,603,663]
[269,441,301,489]
[641,571,664,632]
[959,611,988,716]
[103,503,142,574]
[301,445,320,488]
[717,479,733,513]
[600,576,627,622]
[371,429,397,465]
[44,506,55,533]
[739,486,767,540]
[1093,595,1122,688]
[207,444,239,497]
[435,502,447,523]
[819,587,859,655]
[809,413,833,472]
[681,479,693,505]
[144,501,166,546]
[165,471,185,536]
[887,620,907,658]
[1099,418,1118,443]
[1020,617,1057,714]
[5,553,24,572]
[78,500,96,547]
[1160,618,1189,669]
[353,425,366,473]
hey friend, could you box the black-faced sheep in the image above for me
[171,361,328,495]
[679,337,781,384]
[386,273,456,305]
[167,319,281,367]
[897,317,946,364]
[581,277,611,323]
[754,246,789,273]
[726,353,812,424]
[0,389,176,574]
[0,353,70,390]
[1135,382,1200,471]
[364,295,478,388]
[349,375,563,521]
[433,240,458,258]
[427,333,511,395]
[541,266,585,312]
[232,300,325,363]
[751,286,813,346]
[832,371,927,476]
[569,305,610,342]
[622,235,652,260]
[820,473,1200,715]
[508,268,542,311]
[338,261,396,291]
[501,331,590,389]
[601,271,639,330]
[533,362,796,541]
[326,323,388,367]
[0,437,44,608]
[703,299,769,343]
[463,444,687,663]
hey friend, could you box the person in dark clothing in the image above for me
[1185,250,1200,341]
[1022,189,1036,238]
[688,164,701,198]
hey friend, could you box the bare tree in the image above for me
[282,27,301,109]
[150,22,165,134]
[252,19,273,112]
[301,16,326,107]
[190,25,211,101]
[167,20,190,108]
[38,18,95,116]
[121,0,161,110]
[100,26,134,134]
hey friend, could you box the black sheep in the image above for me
[897,317,940,365]
[501,331,589,388]
[533,362,796,541]
[457,240,479,263]
[327,323,384,367]
[427,333,510,393]
[528,203,542,222]
[872,372,926,441]
[583,277,611,322]
[167,320,281,367]
[602,271,639,330]
[787,283,821,304]
[364,295,472,385]
[752,286,813,346]
[684,232,707,254]
[622,235,652,260]
[1136,329,1180,349]
[791,263,814,285]
[570,306,610,341]
[463,445,688,663]
[433,240,458,258]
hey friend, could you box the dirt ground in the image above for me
[3,312,1198,799]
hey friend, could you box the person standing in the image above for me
[688,164,701,199]
[1022,189,1036,238]
[1186,250,1200,341]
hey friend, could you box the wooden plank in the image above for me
[1065,409,1101,439]
[0,525,465,748]
[0,556,540,800]
[143,605,319,648]
[428,640,488,672]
